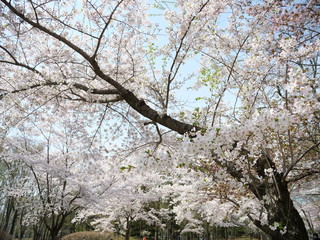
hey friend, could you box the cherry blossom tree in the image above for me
[0,0,319,240]
[0,152,30,238]
[74,152,169,240]
[0,106,113,240]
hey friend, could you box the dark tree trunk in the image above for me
[155,227,159,240]
[33,221,50,240]
[9,209,18,235]
[18,208,27,239]
[47,213,68,240]
[50,229,59,240]
[2,197,15,232]
[125,216,131,240]
[220,152,309,240]
[248,173,308,240]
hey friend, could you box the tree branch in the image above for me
[2,0,198,135]
[283,141,320,180]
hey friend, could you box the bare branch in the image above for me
[288,169,320,183]
[92,0,125,59]
[89,105,108,148]
[165,0,210,110]
[283,141,320,180]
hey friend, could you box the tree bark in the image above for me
[215,152,309,240]
[125,216,131,240]
[2,197,15,233]
[248,173,308,240]
[9,209,18,235]
[49,229,59,240]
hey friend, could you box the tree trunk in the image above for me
[248,172,308,240]
[2,197,15,232]
[9,209,18,235]
[125,216,131,240]
[154,226,159,240]
[221,151,309,240]
[49,228,60,240]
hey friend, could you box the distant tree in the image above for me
[0,109,110,240]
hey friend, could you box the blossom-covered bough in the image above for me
[0,0,319,240]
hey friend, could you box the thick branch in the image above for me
[8,81,120,95]
[2,0,197,135]
[247,214,278,238]
[122,90,199,134]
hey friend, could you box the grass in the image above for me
[61,231,115,240]
[61,231,139,240]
